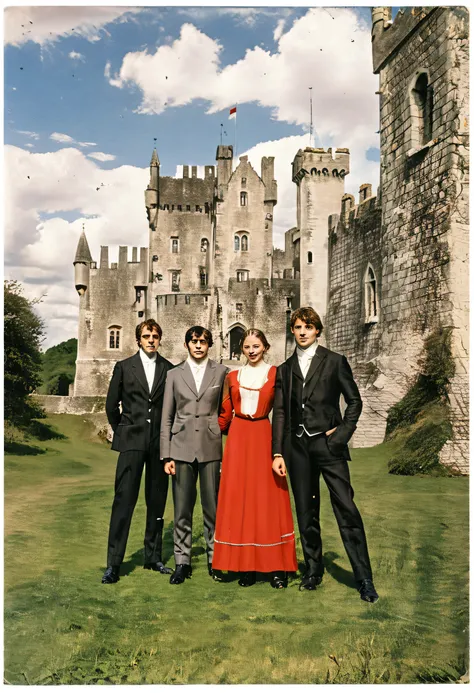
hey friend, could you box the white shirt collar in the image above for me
[139,348,157,366]
[296,342,318,360]
[187,355,209,370]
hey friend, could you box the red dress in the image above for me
[212,366,297,573]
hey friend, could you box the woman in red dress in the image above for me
[212,329,297,588]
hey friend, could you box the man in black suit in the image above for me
[102,319,174,584]
[272,307,378,602]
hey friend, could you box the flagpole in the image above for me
[309,87,313,147]
[234,105,237,170]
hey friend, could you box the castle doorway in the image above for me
[229,325,245,361]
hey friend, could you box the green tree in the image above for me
[39,338,77,395]
[4,280,45,426]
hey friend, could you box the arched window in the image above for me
[108,325,122,350]
[241,235,248,252]
[307,251,313,264]
[364,265,378,323]
[200,238,209,253]
[234,235,240,252]
[240,192,247,206]
[170,237,179,254]
[410,71,433,148]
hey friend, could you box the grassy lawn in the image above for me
[4,415,469,684]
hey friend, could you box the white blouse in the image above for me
[237,362,272,417]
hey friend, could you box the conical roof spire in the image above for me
[74,226,93,264]
[150,147,160,166]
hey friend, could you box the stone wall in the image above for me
[326,189,387,448]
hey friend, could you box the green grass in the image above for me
[4,415,469,684]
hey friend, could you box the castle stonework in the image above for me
[72,6,468,473]
[326,7,469,472]
[73,146,316,395]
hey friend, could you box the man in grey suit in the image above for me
[160,326,228,584]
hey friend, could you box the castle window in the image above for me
[177,204,182,211]
[195,205,200,212]
[163,204,170,211]
[200,270,207,288]
[307,251,313,264]
[186,205,191,211]
[236,302,243,315]
[234,235,240,252]
[135,288,142,303]
[171,237,179,254]
[410,71,433,149]
[241,177,247,186]
[241,235,248,252]
[185,295,190,305]
[201,238,209,253]
[364,265,379,324]
[170,271,180,292]
[240,192,247,206]
[108,326,122,350]
[237,270,249,282]
[138,311,144,318]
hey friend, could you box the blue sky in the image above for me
[4,5,398,346]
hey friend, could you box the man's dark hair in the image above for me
[290,307,324,336]
[185,326,213,348]
[136,319,163,345]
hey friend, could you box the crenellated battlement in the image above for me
[328,184,381,237]
[91,246,148,271]
[292,147,350,183]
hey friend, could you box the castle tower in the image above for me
[145,147,160,233]
[73,227,92,297]
[292,147,350,319]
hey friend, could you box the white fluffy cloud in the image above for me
[87,152,117,162]
[68,51,85,62]
[4,6,143,47]
[16,129,40,140]
[108,9,377,130]
[50,132,97,148]
[108,8,379,187]
[5,145,149,347]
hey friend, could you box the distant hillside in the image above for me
[39,338,77,395]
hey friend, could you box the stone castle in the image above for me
[72,7,469,472]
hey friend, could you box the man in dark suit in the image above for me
[272,307,378,602]
[102,319,174,584]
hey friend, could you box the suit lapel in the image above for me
[150,355,166,399]
[290,350,304,381]
[132,352,150,396]
[181,361,198,397]
[303,347,328,400]
[197,360,216,399]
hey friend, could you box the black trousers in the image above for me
[288,433,372,583]
[106,449,169,566]
[172,459,220,566]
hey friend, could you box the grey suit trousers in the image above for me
[172,459,220,565]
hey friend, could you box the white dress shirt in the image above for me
[187,355,209,392]
[296,342,321,437]
[238,361,271,417]
[296,342,318,380]
[139,347,157,392]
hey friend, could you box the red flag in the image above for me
[229,106,237,120]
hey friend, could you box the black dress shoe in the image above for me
[358,578,379,603]
[101,566,120,584]
[208,564,223,581]
[144,561,173,574]
[299,574,322,591]
[270,573,288,589]
[169,564,192,584]
[238,571,256,587]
